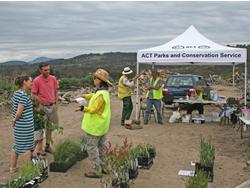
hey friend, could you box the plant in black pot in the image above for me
[195,133,215,182]
[134,144,152,169]
[50,139,79,172]
[145,143,156,159]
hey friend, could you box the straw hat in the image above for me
[195,85,203,91]
[122,67,133,75]
[92,69,112,86]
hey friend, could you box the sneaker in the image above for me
[158,121,163,125]
[144,122,148,125]
[44,147,54,154]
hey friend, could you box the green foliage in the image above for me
[59,78,71,89]
[132,143,149,159]
[0,81,14,90]
[35,113,63,145]
[200,133,215,166]
[185,170,208,188]
[1,161,45,188]
[53,139,82,163]
[20,161,41,182]
[80,75,94,85]
[145,143,156,150]
[69,78,79,84]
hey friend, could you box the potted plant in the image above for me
[185,170,209,188]
[50,139,79,172]
[195,133,215,182]
[102,138,131,188]
[133,144,153,169]
[128,148,139,180]
[145,143,156,159]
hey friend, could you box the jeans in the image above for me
[144,99,162,123]
[121,96,133,123]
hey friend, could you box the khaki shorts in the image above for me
[41,104,59,127]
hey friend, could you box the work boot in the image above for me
[44,147,54,154]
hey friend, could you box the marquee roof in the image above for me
[137,25,246,65]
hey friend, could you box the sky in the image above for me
[0,1,249,63]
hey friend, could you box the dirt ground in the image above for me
[1,85,250,188]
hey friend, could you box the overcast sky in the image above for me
[0,1,249,63]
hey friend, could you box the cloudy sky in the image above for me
[0,1,249,63]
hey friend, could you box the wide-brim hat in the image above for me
[92,69,113,86]
[122,67,133,75]
[195,85,203,91]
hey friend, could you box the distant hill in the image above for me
[0,57,54,66]
[0,60,27,66]
[28,57,54,64]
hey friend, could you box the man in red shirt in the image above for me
[31,62,59,154]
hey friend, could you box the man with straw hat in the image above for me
[187,85,204,115]
[144,69,163,125]
[74,69,112,179]
[118,67,140,126]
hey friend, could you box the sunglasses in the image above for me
[94,76,101,80]
[39,63,49,69]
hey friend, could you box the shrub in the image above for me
[185,170,208,188]
[59,78,71,89]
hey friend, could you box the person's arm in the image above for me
[11,104,24,127]
[74,94,104,115]
[75,93,94,100]
[123,77,135,88]
[132,74,140,83]
[55,89,58,106]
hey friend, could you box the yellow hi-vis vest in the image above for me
[189,90,203,104]
[81,90,111,136]
[118,75,132,100]
[146,77,163,100]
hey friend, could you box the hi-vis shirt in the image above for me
[118,75,135,100]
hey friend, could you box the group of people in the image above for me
[10,63,203,179]
[10,62,59,173]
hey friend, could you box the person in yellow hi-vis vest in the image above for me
[144,69,163,125]
[187,85,204,114]
[118,67,140,126]
[74,69,112,179]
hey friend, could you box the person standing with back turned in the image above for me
[118,67,140,126]
[31,62,59,154]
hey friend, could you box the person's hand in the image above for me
[147,85,152,90]
[135,74,140,79]
[11,119,15,127]
[75,94,84,99]
[74,105,83,112]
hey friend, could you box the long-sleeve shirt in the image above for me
[82,93,105,115]
[122,75,135,88]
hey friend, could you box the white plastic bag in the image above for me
[169,111,181,123]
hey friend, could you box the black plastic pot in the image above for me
[138,156,153,169]
[195,162,214,182]
[129,167,139,179]
[50,160,76,173]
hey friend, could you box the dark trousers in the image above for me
[121,96,133,123]
[187,103,204,114]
